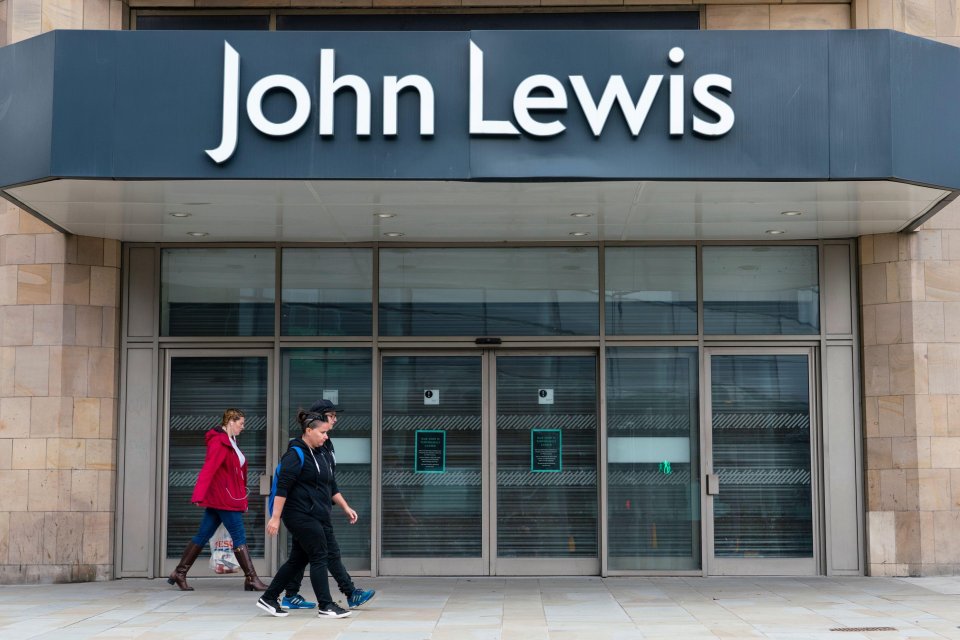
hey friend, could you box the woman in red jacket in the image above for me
[168,408,267,592]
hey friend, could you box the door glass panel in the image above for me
[282,349,372,570]
[496,356,597,557]
[381,356,482,557]
[711,354,812,558]
[166,356,268,558]
[281,248,373,336]
[606,347,700,570]
[605,247,697,335]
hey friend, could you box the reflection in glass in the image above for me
[281,349,372,570]
[703,246,819,335]
[161,248,275,336]
[381,356,482,557]
[379,248,599,336]
[711,355,812,558]
[281,249,373,336]
[166,357,267,558]
[496,356,597,558]
[606,348,700,570]
[605,247,697,335]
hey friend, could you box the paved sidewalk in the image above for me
[1,576,959,639]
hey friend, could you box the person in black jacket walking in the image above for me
[256,408,353,619]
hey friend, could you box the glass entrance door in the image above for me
[378,351,598,576]
[162,351,272,577]
[705,348,818,575]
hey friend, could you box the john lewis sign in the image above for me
[207,39,734,163]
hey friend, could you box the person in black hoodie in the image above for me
[256,408,353,619]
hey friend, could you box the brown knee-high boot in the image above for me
[234,545,268,591]
[168,542,203,591]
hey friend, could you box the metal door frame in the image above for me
[702,346,820,576]
[158,348,276,578]
[376,347,600,576]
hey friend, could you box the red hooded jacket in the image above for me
[191,426,249,512]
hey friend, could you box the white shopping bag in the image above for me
[209,524,240,574]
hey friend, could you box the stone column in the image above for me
[861,202,960,576]
[0,0,127,584]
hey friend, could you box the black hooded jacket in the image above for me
[274,437,339,522]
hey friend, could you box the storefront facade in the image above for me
[1,3,959,583]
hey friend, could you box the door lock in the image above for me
[706,473,720,495]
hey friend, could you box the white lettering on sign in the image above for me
[206,40,734,163]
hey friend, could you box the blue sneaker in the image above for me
[281,594,316,610]
[347,588,376,609]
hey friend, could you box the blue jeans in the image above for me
[191,508,247,547]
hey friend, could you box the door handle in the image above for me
[706,473,720,495]
[259,474,271,496]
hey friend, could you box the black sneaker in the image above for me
[256,596,289,617]
[317,602,352,619]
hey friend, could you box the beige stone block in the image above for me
[0,397,30,438]
[902,0,937,35]
[0,470,29,510]
[952,469,960,507]
[539,0,621,5]
[109,0,127,29]
[73,397,99,439]
[930,394,950,435]
[76,236,104,266]
[8,511,43,564]
[875,303,902,345]
[27,469,70,511]
[869,0,894,27]
[943,230,960,259]
[880,468,907,509]
[11,438,45,469]
[0,207,17,235]
[930,436,960,468]
[864,396,880,437]
[49,264,63,305]
[101,306,118,348]
[70,470,97,511]
[906,230,943,261]
[705,4,770,28]
[864,345,891,396]
[892,436,918,469]
[907,301,945,343]
[933,511,960,563]
[18,211,53,234]
[34,233,66,264]
[9,0,41,42]
[862,305,877,346]
[32,304,64,346]
[41,0,84,30]
[910,394,950,436]
[918,435,931,468]
[63,264,90,305]
[0,0,7,48]
[97,469,115,511]
[46,438,85,470]
[920,510,936,564]
[2,305,33,346]
[867,510,896,565]
[75,305,102,347]
[878,395,905,436]
[925,260,960,301]
[866,469,881,509]
[0,438,11,469]
[103,239,120,268]
[88,348,116,398]
[916,468,952,509]
[861,263,887,305]
[30,396,72,438]
[2,234,36,264]
[59,346,89,397]
[42,512,84,564]
[946,395,960,435]
[0,347,16,396]
[100,397,116,439]
[89,266,118,308]
[898,261,925,302]
[85,438,115,471]
[874,233,899,263]
[83,0,109,28]
[895,510,921,564]
[928,343,960,394]
[0,265,18,305]
[14,345,48,396]
[0,511,8,562]
[889,343,926,395]
[944,301,960,342]
[866,436,893,470]
[82,511,112,564]
[860,235,875,265]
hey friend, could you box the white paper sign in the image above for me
[538,389,554,405]
[322,389,339,405]
[424,389,440,405]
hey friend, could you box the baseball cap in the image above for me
[308,399,344,414]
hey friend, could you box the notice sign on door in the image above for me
[531,429,562,473]
[414,430,446,473]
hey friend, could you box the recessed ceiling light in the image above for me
[169,212,192,218]
[187,231,209,237]
[383,232,405,237]
[375,213,397,218]
[570,212,594,218]
[765,230,785,235]
[569,231,591,237]
[780,211,802,217]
